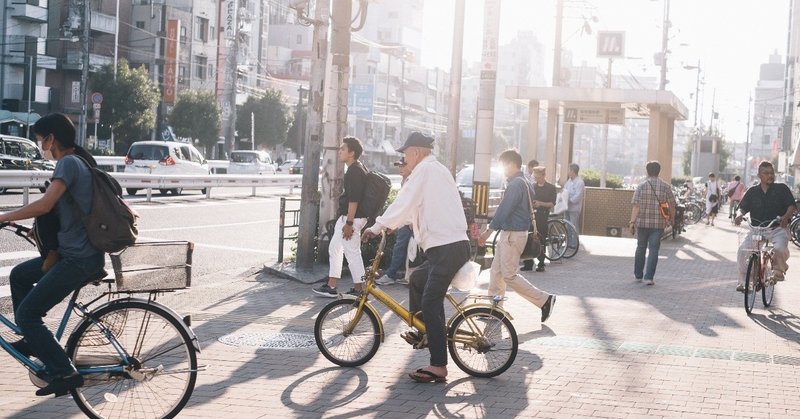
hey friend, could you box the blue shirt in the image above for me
[489,171,533,231]
[52,155,101,258]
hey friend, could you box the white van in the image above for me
[124,141,209,195]
[228,150,276,175]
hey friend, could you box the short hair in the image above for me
[532,166,546,175]
[342,136,363,159]
[527,159,539,169]
[734,175,741,181]
[569,163,580,174]
[645,161,661,177]
[498,149,522,168]
[758,160,774,172]
[708,172,715,178]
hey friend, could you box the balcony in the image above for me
[63,50,114,71]
[91,11,117,35]
[10,0,48,23]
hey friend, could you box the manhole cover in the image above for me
[218,332,317,350]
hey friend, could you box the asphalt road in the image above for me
[0,186,298,303]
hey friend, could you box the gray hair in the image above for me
[568,163,580,174]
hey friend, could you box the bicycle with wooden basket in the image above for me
[0,222,201,419]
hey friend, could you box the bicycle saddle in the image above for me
[83,269,112,287]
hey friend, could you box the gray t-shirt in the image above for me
[52,155,101,258]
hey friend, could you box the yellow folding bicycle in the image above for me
[313,231,518,377]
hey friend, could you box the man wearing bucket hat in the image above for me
[363,132,470,384]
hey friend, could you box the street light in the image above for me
[683,61,702,127]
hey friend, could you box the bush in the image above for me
[581,169,624,188]
[671,175,693,187]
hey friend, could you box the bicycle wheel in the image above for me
[791,218,800,249]
[683,203,698,225]
[545,220,567,261]
[314,299,381,367]
[744,254,759,315]
[447,307,518,378]
[762,256,775,307]
[67,301,197,419]
[562,220,580,259]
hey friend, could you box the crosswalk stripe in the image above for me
[0,251,39,262]
[0,266,13,278]
[0,285,9,298]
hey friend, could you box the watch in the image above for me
[346,220,354,226]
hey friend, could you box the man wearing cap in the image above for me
[363,132,470,383]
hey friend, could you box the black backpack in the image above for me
[70,156,139,253]
[360,170,392,220]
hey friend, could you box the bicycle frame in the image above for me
[343,231,513,345]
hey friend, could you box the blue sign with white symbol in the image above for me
[348,84,374,117]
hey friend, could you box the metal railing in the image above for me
[278,197,302,263]
[93,156,229,172]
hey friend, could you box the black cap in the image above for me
[396,132,434,153]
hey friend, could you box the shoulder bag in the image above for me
[648,181,671,221]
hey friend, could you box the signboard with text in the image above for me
[597,31,625,59]
[163,20,180,104]
[347,84,374,117]
[564,107,625,125]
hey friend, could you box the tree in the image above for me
[169,90,221,154]
[90,59,160,154]
[236,89,292,148]
[286,106,306,153]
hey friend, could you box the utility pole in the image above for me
[318,0,352,239]
[111,0,119,152]
[709,88,717,133]
[658,0,670,90]
[744,94,753,183]
[447,0,466,175]
[79,0,91,147]
[399,47,406,141]
[544,0,564,183]
[692,60,700,126]
[26,56,33,138]
[296,86,306,153]
[383,55,392,141]
[295,0,330,270]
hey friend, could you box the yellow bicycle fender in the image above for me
[357,300,386,343]
[447,303,514,325]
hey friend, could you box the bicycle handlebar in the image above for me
[741,216,782,229]
[0,222,35,246]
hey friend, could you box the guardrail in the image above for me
[1,170,403,205]
[94,156,229,172]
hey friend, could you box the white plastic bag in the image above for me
[450,261,481,291]
[553,189,569,214]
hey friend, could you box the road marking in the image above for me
[0,285,8,298]
[192,243,278,255]
[139,219,278,233]
[0,251,39,262]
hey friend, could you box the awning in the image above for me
[0,111,41,125]
[381,140,400,156]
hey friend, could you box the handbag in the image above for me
[553,189,568,214]
[520,181,543,259]
[648,181,671,221]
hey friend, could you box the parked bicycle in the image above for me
[314,231,519,377]
[0,222,201,419]
[739,217,781,315]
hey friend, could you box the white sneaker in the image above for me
[375,274,396,285]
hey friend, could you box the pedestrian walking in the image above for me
[376,158,413,285]
[362,132,470,384]
[563,163,585,233]
[313,137,369,298]
[705,173,721,226]
[629,161,676,285]
[479,150,556,322]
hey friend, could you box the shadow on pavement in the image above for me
[749,308,800,343]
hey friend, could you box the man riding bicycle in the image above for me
[734,161,796,292]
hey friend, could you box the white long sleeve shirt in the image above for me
[368,155,468,251]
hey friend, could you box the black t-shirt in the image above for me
[738,182,796,226]
[533,181,557,217]
[338,161,369,218]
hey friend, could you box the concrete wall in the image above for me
[579,187,636,238]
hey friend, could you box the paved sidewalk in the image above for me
[2,220,800,418]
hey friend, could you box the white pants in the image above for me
[737,227,790,285]
[328,216,367,283]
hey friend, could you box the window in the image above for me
[207,64,213,78]
[135,21,145,30]
[178,65,187,79]
[194,56,208,80]
[210,26,215,40]
[180,26,187,42]
[195,17,209,42]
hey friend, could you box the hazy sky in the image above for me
[422,0,790,143]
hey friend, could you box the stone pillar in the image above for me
[545,106,559,183]
[647,106,662,167]
[661,116,675,181]
[527,100,540,163]
[559,122,574,185]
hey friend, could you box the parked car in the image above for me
[0,135,54,194]
[228,150,276,175]
[277,159,298,173]
[124,141,209,196]
[455,164,505,217]
[288,159,304,175]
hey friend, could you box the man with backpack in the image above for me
[313,137,370,298]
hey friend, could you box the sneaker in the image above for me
[342,288,361,298]
[312,284,338,298]
[645,279,655,286]
[735,284,745,293]
[35,373,83,397]
[635,277,643,283]
[541,295,556,323]
[375,274,396,285]
[774,271,785,282]
[396,277,410,285]
[535,265,545,272]
[521,260,534,271]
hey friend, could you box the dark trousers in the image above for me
[523,213,549,267]
[10,253,105,377]
[634,228,663,280]
[407,240,470,367]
